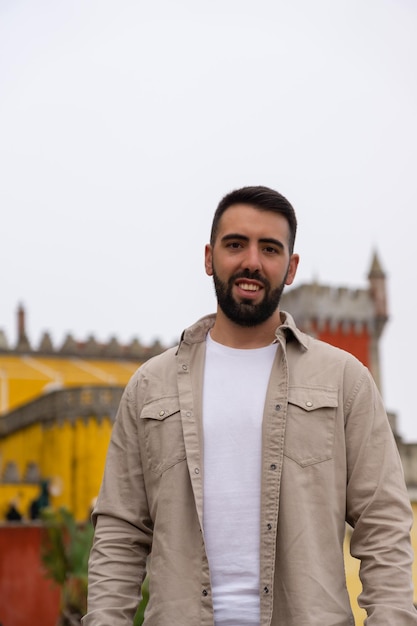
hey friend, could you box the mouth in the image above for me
[237,282,261,291]
[234,279,264,298]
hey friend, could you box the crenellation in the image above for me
[103,337,123,358]
[82,335,101,356]
[0,305,168,361]
[59,333,79,355]
[282,282,376,327]
[38,332,54,353]
[127,338,147,359]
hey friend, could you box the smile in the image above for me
[238,282,261,292]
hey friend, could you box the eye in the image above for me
[226,241,243,250]
[263,245,279,254]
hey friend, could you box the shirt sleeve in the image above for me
[345,365,417,624]
[82,375,152,626]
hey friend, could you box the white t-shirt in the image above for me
[202,333,277,626]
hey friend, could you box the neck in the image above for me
[210,309,282,349]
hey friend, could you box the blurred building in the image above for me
[0,306,167,521]
[1,252,416,522]
[1,253,417,622]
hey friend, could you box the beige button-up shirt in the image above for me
[83,312,417,626]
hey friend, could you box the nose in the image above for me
[242,244,262,273]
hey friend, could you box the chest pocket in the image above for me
[284,387,338,467]
[140,397,186,475]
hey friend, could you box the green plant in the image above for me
[41,507,149,626]
[133,575,149,626]
[40,507,94,626]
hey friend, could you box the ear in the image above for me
[205,244,213,276]
[285,254,299,286]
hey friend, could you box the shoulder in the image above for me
[117,347,179,415]
[140,345,179,372]
[303,332,363,365]
[280,311,367,374]
[287,331,371,396]
[128,345,179,388]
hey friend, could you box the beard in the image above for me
[212,266,288,327]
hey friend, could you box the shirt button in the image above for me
[306,400,313,407]
[159,410,165,417]
[275,404,281,411]
[202,589,208,596]
[194,467,200,474]
[263,586,269,594]
[270,464,277,470]
[267,523,272,530]
[182,364,188,371]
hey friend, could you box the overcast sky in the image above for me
[1,0,417,440]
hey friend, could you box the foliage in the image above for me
[41,507,150,626]
[133,575,149,626]
[40,507,94,626]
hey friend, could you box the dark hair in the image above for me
[210,186,297,254]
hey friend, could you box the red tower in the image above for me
[281,252,388,393]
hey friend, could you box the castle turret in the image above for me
[367,251,388,396]
[16,303,31,352]
[368,250,388,338]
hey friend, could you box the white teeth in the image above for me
[239,283,260,291]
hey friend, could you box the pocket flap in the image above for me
[288,387,338,412]
[140,397,181,421]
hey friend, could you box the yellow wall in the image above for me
[0,353,138,520]
[0,416,113,521]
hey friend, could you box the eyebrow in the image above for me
[221,233,285,250]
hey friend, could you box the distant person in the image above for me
[29,479,50,520]
[83,186,417,625]
[5,499,22,522]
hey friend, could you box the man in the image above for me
[83,186,417,625]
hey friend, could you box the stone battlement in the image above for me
[0,305,167,361]
[282,283,374,325]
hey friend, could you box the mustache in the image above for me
[228,269,269,288]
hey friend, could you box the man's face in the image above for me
[205,204,299,327]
